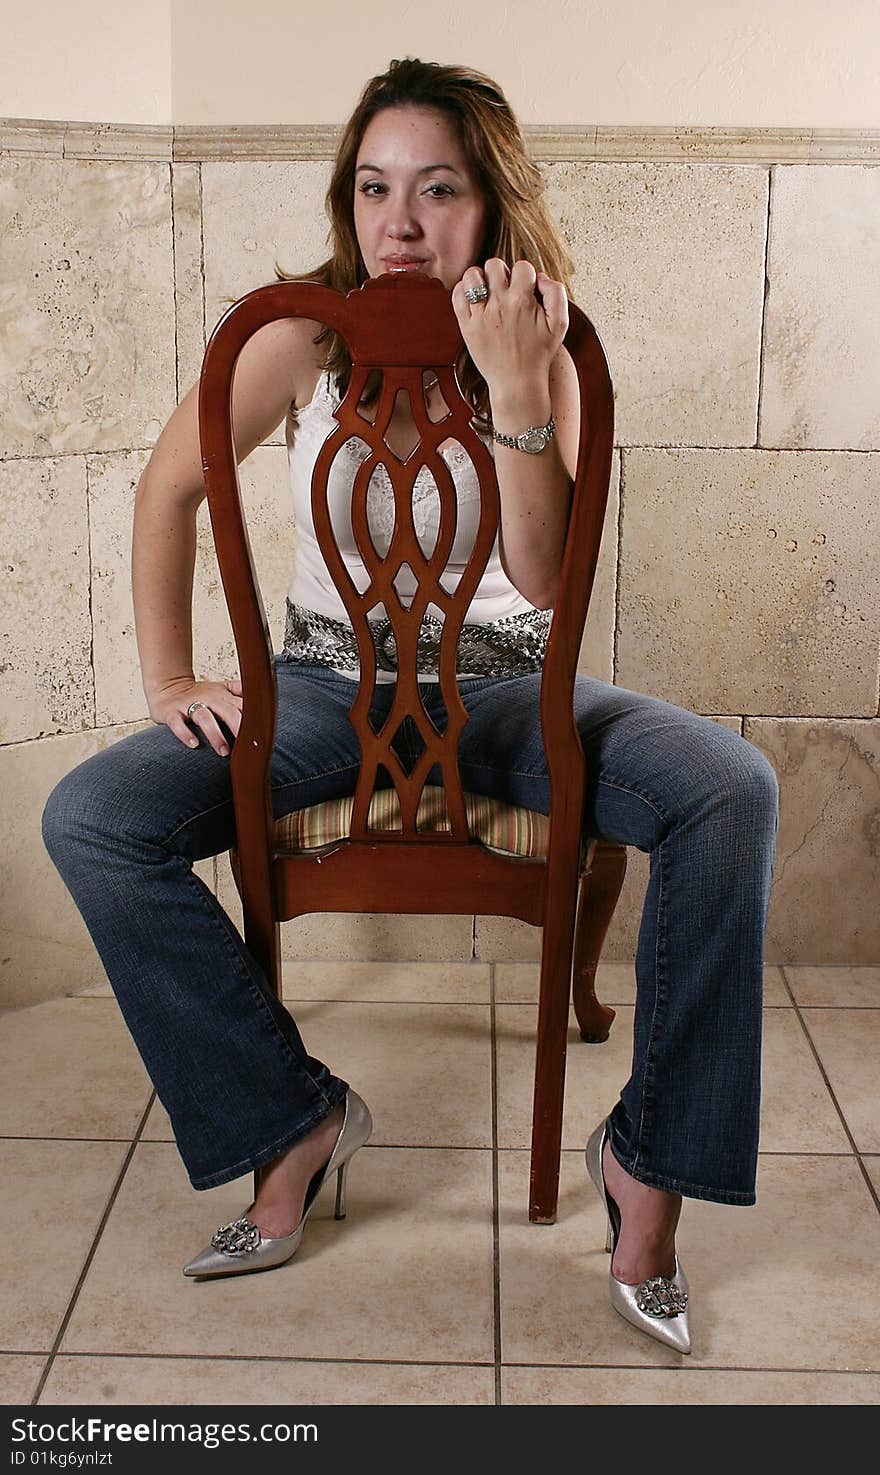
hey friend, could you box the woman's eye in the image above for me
[357,182,454,198]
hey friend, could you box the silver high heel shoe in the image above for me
[585,1118,691,1354]
[183,1088,372,1279]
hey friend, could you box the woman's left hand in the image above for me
[451,258,568,398]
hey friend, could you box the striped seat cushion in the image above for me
[274,785,549,858]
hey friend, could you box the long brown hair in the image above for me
[262,59,574,431]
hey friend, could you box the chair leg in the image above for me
[529,872,581,1225]
[529,979,569,1224]
[571,842,627,1043]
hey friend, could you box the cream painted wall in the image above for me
[172,0,879,126]
[3,0,879,127]
[2,0,173,124]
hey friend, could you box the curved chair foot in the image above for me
[579,1010,616,1045]
[571,841,627,1043]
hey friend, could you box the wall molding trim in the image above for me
[2,119,879,165]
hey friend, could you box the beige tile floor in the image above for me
[2,961,879,1406]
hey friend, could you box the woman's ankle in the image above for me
[251,1104,345,1236]
[602,1140,681,1283]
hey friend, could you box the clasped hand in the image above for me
[451,258,568,401]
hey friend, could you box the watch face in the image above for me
[520,427,548,453]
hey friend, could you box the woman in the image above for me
[41,58,779,1354]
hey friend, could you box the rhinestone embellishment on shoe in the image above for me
[210,1216,261,1256]
[634,1277,689,1318]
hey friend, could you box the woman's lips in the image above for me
[383,258,427,271]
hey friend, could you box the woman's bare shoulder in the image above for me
[262,314,326,411]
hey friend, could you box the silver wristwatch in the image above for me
[491,415,556,454]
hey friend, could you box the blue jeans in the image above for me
[41,655,779,1204]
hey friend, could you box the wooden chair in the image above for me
[198,272,625,1223]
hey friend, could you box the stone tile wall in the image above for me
[1,125,878,1006]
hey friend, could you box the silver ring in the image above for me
[464,283,489,304]
[186,700,208,720]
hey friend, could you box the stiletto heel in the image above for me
[585,1118,691,1355]
[183,1088,372,1279]
[334,1159,348,1220]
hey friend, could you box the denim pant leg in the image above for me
[40,656,388,1191]
[445,672,780,1206]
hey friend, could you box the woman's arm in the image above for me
[452,258,579,610]
[132,315,317,752]
[489,345,580,609]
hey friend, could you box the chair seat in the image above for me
[274,785,550,857]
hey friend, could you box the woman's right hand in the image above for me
[147,676,243,757]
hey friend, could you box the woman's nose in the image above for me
[386,205,421,239]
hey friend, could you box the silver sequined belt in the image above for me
[283,598,551,677]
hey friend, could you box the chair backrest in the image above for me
[199,271,614,865]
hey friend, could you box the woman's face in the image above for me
[353,104,489,291]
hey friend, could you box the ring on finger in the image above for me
[464,282,489,304]
[186,700,208,720]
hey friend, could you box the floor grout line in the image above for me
[6,1349,875,1375]
[29,1091,157,1406]
[0,1134,872,1157]
[489,961,502,1407]
[38,1352,499,1368]
[52,993,880,1008]
[779,965,880,1215]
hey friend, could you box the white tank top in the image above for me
[284,372,543,683]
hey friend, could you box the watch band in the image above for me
[491,415,556,453]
